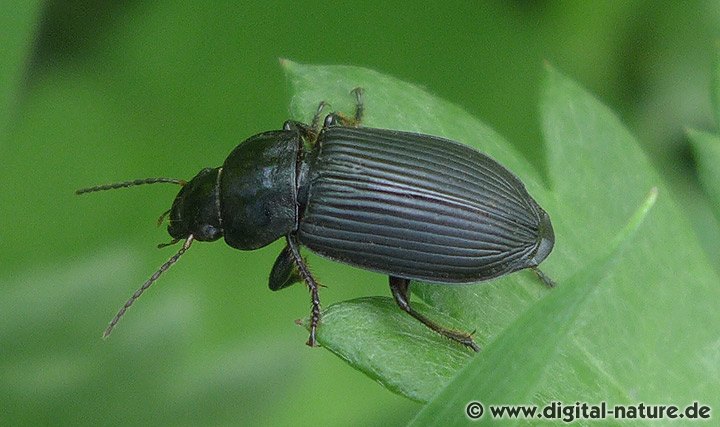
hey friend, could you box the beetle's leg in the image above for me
[282,101,327,141]
[269,245,302,291]
[389,276,480,352]
[283,120,314,135]
[351,87,364,124]
[283,119,320,146]
[286,235,322,347]
[322,87,366,129]
[310,101,327,133]
[531,267,556,288]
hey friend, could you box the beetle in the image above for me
[77,88,555,352]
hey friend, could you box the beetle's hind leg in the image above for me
[389,276,480,352]
[531,267,556,288]
[286,235,322,347]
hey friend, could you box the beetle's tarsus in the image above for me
[351,87,364,124]
[389,276,480,352]
[532,267,556,288]
[319,87,366,129]
[306,329,318,347]
[287,234,322,347]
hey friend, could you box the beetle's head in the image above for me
[531,209,555,266]
[167,167,223,242]
[75,168,222,338]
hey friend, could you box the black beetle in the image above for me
[77,88,554,351]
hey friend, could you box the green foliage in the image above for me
[306,297,473,403]
[689,129,720,216]
[690,48,720,221]
[286,62,720,423]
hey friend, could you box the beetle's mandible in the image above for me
[77,88,555,352]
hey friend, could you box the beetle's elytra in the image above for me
[77,88,554,352]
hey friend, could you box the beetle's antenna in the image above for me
[102,235,195,338]
[75,178,187,195]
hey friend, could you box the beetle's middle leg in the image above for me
[389,276,480,352]
[286,235,322,347]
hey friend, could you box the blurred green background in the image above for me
[2,1,720,425]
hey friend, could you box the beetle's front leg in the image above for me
[323,87,365,128]
[350,87,364,124]
[310,101,327,133]
[286,234,322,347]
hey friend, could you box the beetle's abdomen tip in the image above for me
[531,210,555,266]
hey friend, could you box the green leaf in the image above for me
[306,297,474,403]
[284,61,720,419]
[713,43,720,128]
[688,128,720,216]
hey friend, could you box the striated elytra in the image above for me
[77,88,554,351]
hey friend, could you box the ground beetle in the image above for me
[77,88,555,352]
